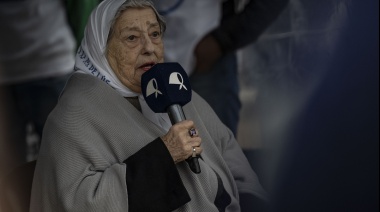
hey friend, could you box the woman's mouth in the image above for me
[139,62,156,71]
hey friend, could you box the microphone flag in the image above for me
[141,62,192,113]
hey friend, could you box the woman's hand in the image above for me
[161,120,202,164]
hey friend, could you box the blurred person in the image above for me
[1,70,35,212]
[151,0,289,136]
[256,0,378,211]
[236,0,357,189]
[0,86,15,211]
[0,87,14,181]
[0,0,76,165]
[30,0,267,211]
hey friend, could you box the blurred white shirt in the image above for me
[152,0,223,75]
[0,0,76,84]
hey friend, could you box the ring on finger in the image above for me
[189,128,196,137]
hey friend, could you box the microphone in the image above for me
[141,62,201,174]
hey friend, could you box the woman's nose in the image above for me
[141,35,154,55]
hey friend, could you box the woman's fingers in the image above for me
[162,120,202,163]
[189,145,203,158]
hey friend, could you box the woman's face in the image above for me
[106,7,164,93]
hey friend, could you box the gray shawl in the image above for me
[30,73,266,211]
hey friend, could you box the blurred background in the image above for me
[238,0,352,149]
[1,0,379,211]
[237,0,354,177]
[237,0,379,211]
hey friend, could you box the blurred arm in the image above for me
[211,0,289,54]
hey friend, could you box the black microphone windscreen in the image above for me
[141,63,192,113]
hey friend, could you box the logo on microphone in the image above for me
[146,78,162,98]
[169,72,187,90]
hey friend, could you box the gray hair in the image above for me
[108,0,166,39]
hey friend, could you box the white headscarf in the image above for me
[74,0,172,131]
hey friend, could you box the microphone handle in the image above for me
[167,104,186,124]
[167,104,201,174]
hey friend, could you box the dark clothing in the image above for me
[213,0,290,54]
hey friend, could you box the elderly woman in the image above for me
[30,0,267,211]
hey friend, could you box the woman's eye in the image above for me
[151,31,160,38]
[127,35,137,41]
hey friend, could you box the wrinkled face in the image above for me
[106,7,164,93]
